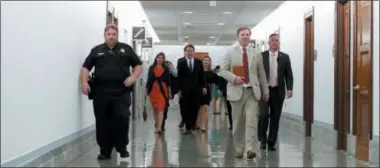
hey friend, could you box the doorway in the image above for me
[334,0,351,151]
[303,7,315,137]
[353,1,373,162]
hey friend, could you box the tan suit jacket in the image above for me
[219,45,269,101]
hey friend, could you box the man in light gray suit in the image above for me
[219,27,269,159]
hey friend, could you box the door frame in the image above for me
[334,0,351,151]
[303,7,315,137]
[352,0,373,161]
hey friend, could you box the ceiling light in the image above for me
[184,36,189,38]
[184,22,191,25]
[184,11,193,14]
[210,36,215,38]
[206,43,211,45]
[223,11,232,14]
[209,1,216,7]
[217,23,224,26]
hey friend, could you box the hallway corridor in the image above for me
[65,107,370,167]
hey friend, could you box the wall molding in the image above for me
[1,124,96,167]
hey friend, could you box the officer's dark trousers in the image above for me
[93,87,131,156]
[161,103,169,130]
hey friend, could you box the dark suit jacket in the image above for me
[262,50,294,100]
[176,57,206,91]
[145,65,171,96]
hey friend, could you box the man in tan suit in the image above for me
[219,27,269,159]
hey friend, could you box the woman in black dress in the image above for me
[196,56,219,132]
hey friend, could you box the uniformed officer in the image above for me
[80,24,142,160]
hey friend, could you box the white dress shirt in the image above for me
[269,50,278,87]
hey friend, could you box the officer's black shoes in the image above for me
[119,151,130,158]
[97,154,111,160]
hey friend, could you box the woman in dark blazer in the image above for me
[146,52,171,134]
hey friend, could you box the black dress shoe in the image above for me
[179,122,184,128]
[120,151,130,158]
[268,145,276,151]
[97,154,111,160]
[260,143,266,150]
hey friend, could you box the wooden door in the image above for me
[303,8,315,137]
[353,1,373,162]
[334,0,351,151]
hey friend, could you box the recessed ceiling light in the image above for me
[184,11,193,14]
[210,36,215,38]
[223,11,232,14]
[184,22,191,25]
[217,23,225,26]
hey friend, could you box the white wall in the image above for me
[152,45,229,68]
[250,1,379,136]
[0,1,158,164]
[372,1,379,137]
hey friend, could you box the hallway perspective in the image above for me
[65,107,370,167]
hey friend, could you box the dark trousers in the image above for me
[225,98,232,128]
[161,103,169,130]
[93,88,131,156]
[258,87,284,146]
[180,88,200,131]
[179,98,185,123]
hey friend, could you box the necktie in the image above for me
[189,60,193,72]
[270,53,277,86]
[242,48,249,83]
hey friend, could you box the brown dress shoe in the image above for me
[235,151,244,159]
[246,150,257,159]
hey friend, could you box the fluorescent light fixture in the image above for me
[184,22,191,25]
[209,1,216,7]
[206,43,211,45]
[223,11,232,14]
[217,23,225,26]
[184,11,193,14]
[184,36,189,38]
[210,36,215,38]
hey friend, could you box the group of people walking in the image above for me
[80,24,293,161]
[146,45,233,135]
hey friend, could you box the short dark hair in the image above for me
[184,44,195,51]
[104,24,118,33]
[269,33,279,39]
[237,27,251,36]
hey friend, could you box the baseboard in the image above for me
[1,125,96,167]
[281,112,379,166]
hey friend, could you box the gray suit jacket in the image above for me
[219,45,269,101]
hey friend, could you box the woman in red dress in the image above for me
[146,52,171,134]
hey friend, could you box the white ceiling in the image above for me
[141,1,284,46]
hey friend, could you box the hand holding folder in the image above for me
[232,66,245,77]
[232,66,248,83]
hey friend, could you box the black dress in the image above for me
[200,70,219,105]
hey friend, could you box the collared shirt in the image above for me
[186,57,194,70]
[269,50,279,86]
[239,44,251,88]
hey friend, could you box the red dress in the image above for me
[149,66,168,111]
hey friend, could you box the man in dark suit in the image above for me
[218,76,232,130]
[177,44,206,134]
[176,57,186,128]
[258,33,294,151]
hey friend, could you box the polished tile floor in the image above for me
[70,107,370,167]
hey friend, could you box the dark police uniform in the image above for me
[82,42,142,159]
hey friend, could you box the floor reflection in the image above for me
[69,107,371,167]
